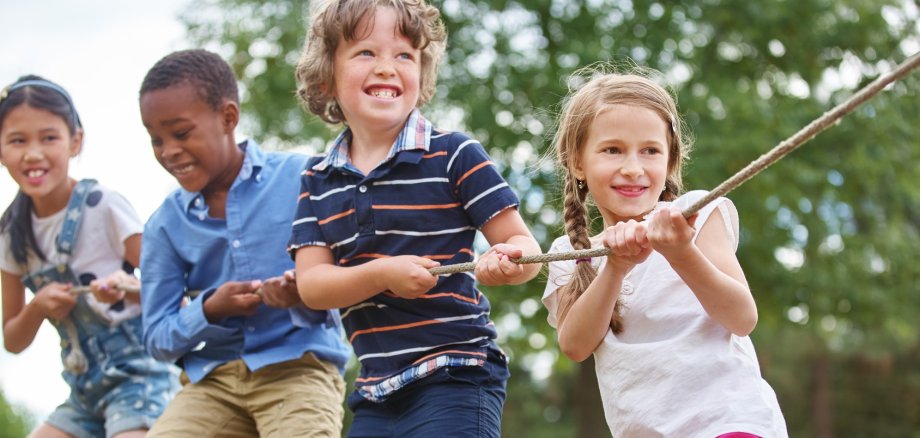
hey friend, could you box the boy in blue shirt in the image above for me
[290,1,542,436]
[138,49,351,437]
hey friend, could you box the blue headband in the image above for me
[0,79,80,129]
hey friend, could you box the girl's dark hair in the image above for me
[139,49,239,110]
[0,75,82,266]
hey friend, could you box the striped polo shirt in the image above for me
[288,109,519,402]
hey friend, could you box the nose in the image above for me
[374,59,396,78]
[24,144,44,162]
[620,153,643,177]
[157,140,182,162]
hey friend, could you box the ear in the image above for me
[220,100,240,132]
[571,156,586,182]
[69,128,84,157]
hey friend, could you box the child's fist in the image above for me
[34,282,77,320]
[89,270,136,304]
[383,256,439,299]
[204,280,263,323]
[475,243,524,286]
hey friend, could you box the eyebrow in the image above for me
[158,118,189,128]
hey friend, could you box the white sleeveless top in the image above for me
[543,191,787,437]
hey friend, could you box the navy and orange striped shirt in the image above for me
[288,110,518,402]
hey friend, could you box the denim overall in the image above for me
[22,180,178,437]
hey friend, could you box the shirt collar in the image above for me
[312,108,431,172]
[181,139,264,212]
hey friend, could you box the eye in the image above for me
[41,134,60,143]
[643,146,663,155]
[359,50,374,57]
[602,146,621,154]
[174,129,191,140]
[397,52,414,60]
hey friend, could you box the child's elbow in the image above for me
[4,339,24,354]
[731,311,759,337]
[558,338,593,363]
[298,288,333,311]
[561,346,592,363]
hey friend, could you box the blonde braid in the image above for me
[555,174,625,333]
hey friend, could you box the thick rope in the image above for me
[429,51,920,276]
[63,53,919,282]
[70,283,139,295]
[70,284,256,299]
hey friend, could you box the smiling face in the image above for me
[575,104,671,225]
[332,6,421,138]
[139,83,242,197]
[0,104,81,216]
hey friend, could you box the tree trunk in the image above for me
[576,356,609,437]
[811,355,833,438]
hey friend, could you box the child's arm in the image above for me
[141,228,260,362]
[556,221,651,362]
[2,270,76,353]
[294,246,440,310]
[476,208,542,286]
[648,205,757,336]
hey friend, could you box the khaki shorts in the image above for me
[148,353,345,438]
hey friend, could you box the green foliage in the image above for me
[0,388,34,438]
[182,0,920,435]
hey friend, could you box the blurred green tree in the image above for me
[0,389,34,438]
[181,0,920,436]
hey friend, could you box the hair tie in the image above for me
[575,257,591,265]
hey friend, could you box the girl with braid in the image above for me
[0,75,178,438]
[542,68,787,437]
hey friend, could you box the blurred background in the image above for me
[2,0,919,436]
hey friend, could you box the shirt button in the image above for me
[232,240,241,248]
[198,213,206,221]
[195,198,202,207]
[359,185,368,193]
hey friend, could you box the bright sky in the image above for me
[0,0,191,420]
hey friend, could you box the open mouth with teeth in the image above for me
[170,163,195,176]
[366,86,400,99]
[24,168,48,184]
[26,169,48,178]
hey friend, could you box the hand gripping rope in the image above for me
[428,51,920,276]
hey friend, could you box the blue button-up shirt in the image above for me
[141,140,351,383]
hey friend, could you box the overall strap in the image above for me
[55,179,98,256]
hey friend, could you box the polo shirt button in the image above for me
[232,240,241,248]
[359,185,368,193]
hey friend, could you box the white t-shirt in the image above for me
[543,191,787,438]
[0,184,143,325]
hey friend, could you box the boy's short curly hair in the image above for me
[139,49,239,111]
[295,0,447,124]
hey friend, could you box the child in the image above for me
[290,0,542,436]
[0,76,178,438]
[138,49,352,437]
[542,68,788,437]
